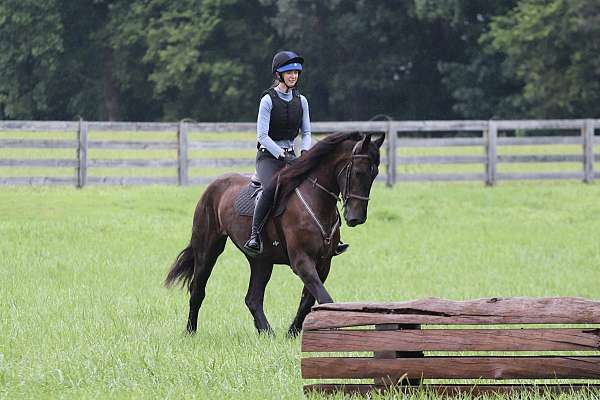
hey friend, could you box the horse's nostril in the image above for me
[347,218,360,227]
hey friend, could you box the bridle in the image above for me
[295,139,376,247]
[304,152,374,207]
[336,153,373,208]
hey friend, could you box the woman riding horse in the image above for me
[243,50,348,256]
[164,52,384,335]
[165,130,384,335]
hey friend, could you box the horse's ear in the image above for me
[352,133,370,154]
[358,134,371,154]
[372,133,385,149]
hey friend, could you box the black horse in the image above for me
[165,132,384,335]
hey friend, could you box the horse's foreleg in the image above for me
[245,259,274,334]
[287,288,314,338]
[288,258,331,337]
[289,253,333,305]
[187,235,227,334]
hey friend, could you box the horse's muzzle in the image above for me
[346,217,365,227]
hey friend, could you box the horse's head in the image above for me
[338,133,385,226]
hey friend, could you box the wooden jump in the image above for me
[301,297,600,395]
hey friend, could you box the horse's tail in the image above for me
[164,243,195,289]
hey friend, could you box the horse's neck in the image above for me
[297,156,342,220]
[313,155,342,196]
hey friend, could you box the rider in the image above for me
[243,50,349,256]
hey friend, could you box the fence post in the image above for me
[386,122,397,187]
[582,119,594,183]
[485,120,497,186]
[177,120,189,186]
[77,118,88,188]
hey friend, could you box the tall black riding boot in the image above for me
[245,224,262,255]
[244,192,272,256]
[334,240,349,256]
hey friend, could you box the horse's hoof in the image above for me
[257,327,275,336]
[287,327,301,338]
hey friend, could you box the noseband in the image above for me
[296,141,375,247]
[306,153,374,207]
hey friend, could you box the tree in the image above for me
[0,0,65,119]
[118,0,275,121]
[0,0,149,120]
[414,0,522,119]
[487,0,600,117]
[0,0,274,121]
[265,0,468,121]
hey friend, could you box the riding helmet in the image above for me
[272,51,304,74]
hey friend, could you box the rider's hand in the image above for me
[301,150,307,156]
[280,152,297,165]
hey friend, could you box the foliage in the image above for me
[114,0,275,121]
[414,0,525,119]
[265,0,465,120]
[0,0,64,119]
[0,0,598,121]
[486,0,600,117]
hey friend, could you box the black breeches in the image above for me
[256,149,285,202]
[252,149,288,230]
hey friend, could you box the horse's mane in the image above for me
[275,131,364,203]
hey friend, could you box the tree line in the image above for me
[0,0,598,122]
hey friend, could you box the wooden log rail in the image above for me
[301,297,600,395]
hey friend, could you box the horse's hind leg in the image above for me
[287,258,331,337]
[245,259,274,334]
[187,234,227,333]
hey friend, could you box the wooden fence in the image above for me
[301,297,600,395]
[0,119,597,187]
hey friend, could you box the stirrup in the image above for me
[244,236,263,256]
[334,241,349,256]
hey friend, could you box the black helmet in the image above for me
[271,51,304,74]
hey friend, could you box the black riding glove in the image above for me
[280,152,297,165]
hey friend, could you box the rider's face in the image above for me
[281,70,299,87]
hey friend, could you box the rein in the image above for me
[307,177,339,201]
[307,154,375,206]
[294,151,374,247]
[295,187,340,245]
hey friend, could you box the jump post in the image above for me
[301,297,600,396]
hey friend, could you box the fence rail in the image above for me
[0,119,597,187]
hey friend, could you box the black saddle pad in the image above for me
[234,184,261,217]
[233,182,287,218]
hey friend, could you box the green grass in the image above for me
[1,182,600,399]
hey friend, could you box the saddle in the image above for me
[233,174,287,217]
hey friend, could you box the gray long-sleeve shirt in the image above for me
[256,87,311,158]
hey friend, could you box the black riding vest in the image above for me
[264,88,303,142]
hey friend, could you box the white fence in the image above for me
[0,119,597,186]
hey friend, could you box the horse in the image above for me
[165,131,385,336]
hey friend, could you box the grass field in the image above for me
[1,181,600,399]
